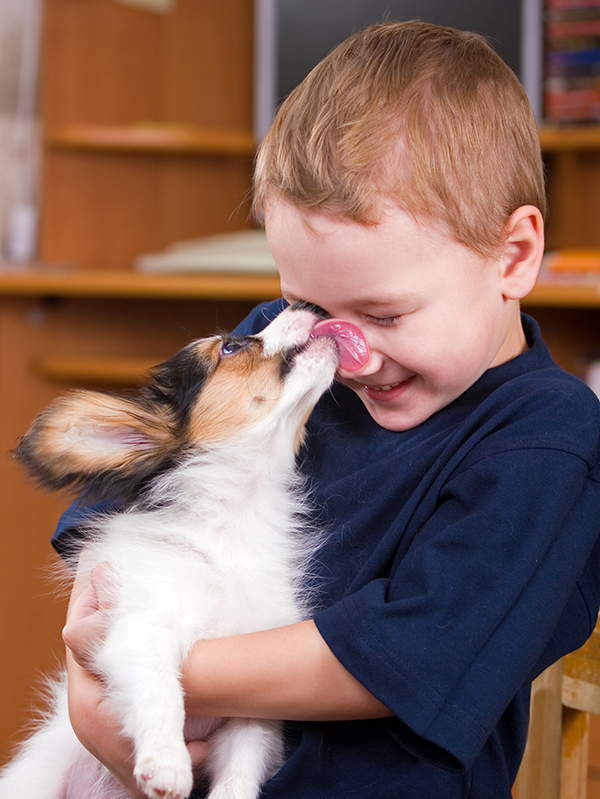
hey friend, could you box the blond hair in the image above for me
[253,21,546,258]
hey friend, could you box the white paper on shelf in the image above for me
[134,229,279,274]
[116,0,175,14]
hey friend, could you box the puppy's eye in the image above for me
[220,339,249,358]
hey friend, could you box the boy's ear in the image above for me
[16,390,176,492]
[499,205,545,300]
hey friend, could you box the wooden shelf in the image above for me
[36,354,159,385]
[539,125,600,152]
[1,265,600,309]
[45,123,256,157]
[0,266,281,301]
[523,280,600,308]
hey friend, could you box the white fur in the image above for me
[0,309,337,799]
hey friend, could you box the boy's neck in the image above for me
[489,305,529,370]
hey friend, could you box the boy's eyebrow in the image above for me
[283,291,422,308]
[358,293,421,308]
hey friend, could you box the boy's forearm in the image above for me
[182,619,392,722]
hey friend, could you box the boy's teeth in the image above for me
[373,382,400,391]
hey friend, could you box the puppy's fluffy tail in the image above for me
[0,673,125,799]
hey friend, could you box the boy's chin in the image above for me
[354,394,432,432]
[350,384,455,432]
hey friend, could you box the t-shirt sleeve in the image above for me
[315,442,600,769]
[232,298,287,335]
[51,498,119,558]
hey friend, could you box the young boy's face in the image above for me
[265,200,528,432]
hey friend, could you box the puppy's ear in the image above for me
[16,390,176,493]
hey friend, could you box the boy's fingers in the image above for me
[90,561,117,610]
[62,565,115,667]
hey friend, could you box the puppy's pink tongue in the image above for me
[310,319,370,371]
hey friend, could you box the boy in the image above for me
[59,21,600,799]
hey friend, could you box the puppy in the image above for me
[0,305,364,799]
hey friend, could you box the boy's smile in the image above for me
[265,201,536,432]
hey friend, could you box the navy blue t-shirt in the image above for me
[53,307,600,799]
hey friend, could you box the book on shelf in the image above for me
[545,0,600,122]
[542,248,600,276]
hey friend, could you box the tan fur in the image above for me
[24,391,175,478]
[189,346,284,444]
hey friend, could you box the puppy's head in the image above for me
[15,306,339,502]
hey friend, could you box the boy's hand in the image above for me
[62,561,115,670]
[66,652,146,798]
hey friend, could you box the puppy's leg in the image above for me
[96,618,193,799]
[206,718,284,799]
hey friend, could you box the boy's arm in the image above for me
[181,620,392,721]
[64,576,391,792]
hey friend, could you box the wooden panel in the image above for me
[41,0,253,129]
[545,150,600,251]
[40,149,254,269]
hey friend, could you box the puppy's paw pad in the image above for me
[134,751,193,799]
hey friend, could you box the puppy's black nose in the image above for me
[289,300,330,319]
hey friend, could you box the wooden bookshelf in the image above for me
[36,353,159,384]
[524,279,600,308]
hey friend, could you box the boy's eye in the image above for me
[367,315,401,327]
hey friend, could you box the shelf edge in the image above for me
[0,267,282,301]
[45,123,257,157]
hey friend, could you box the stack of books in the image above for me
[545,0,600,122]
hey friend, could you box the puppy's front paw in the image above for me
[134,747,193,799]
